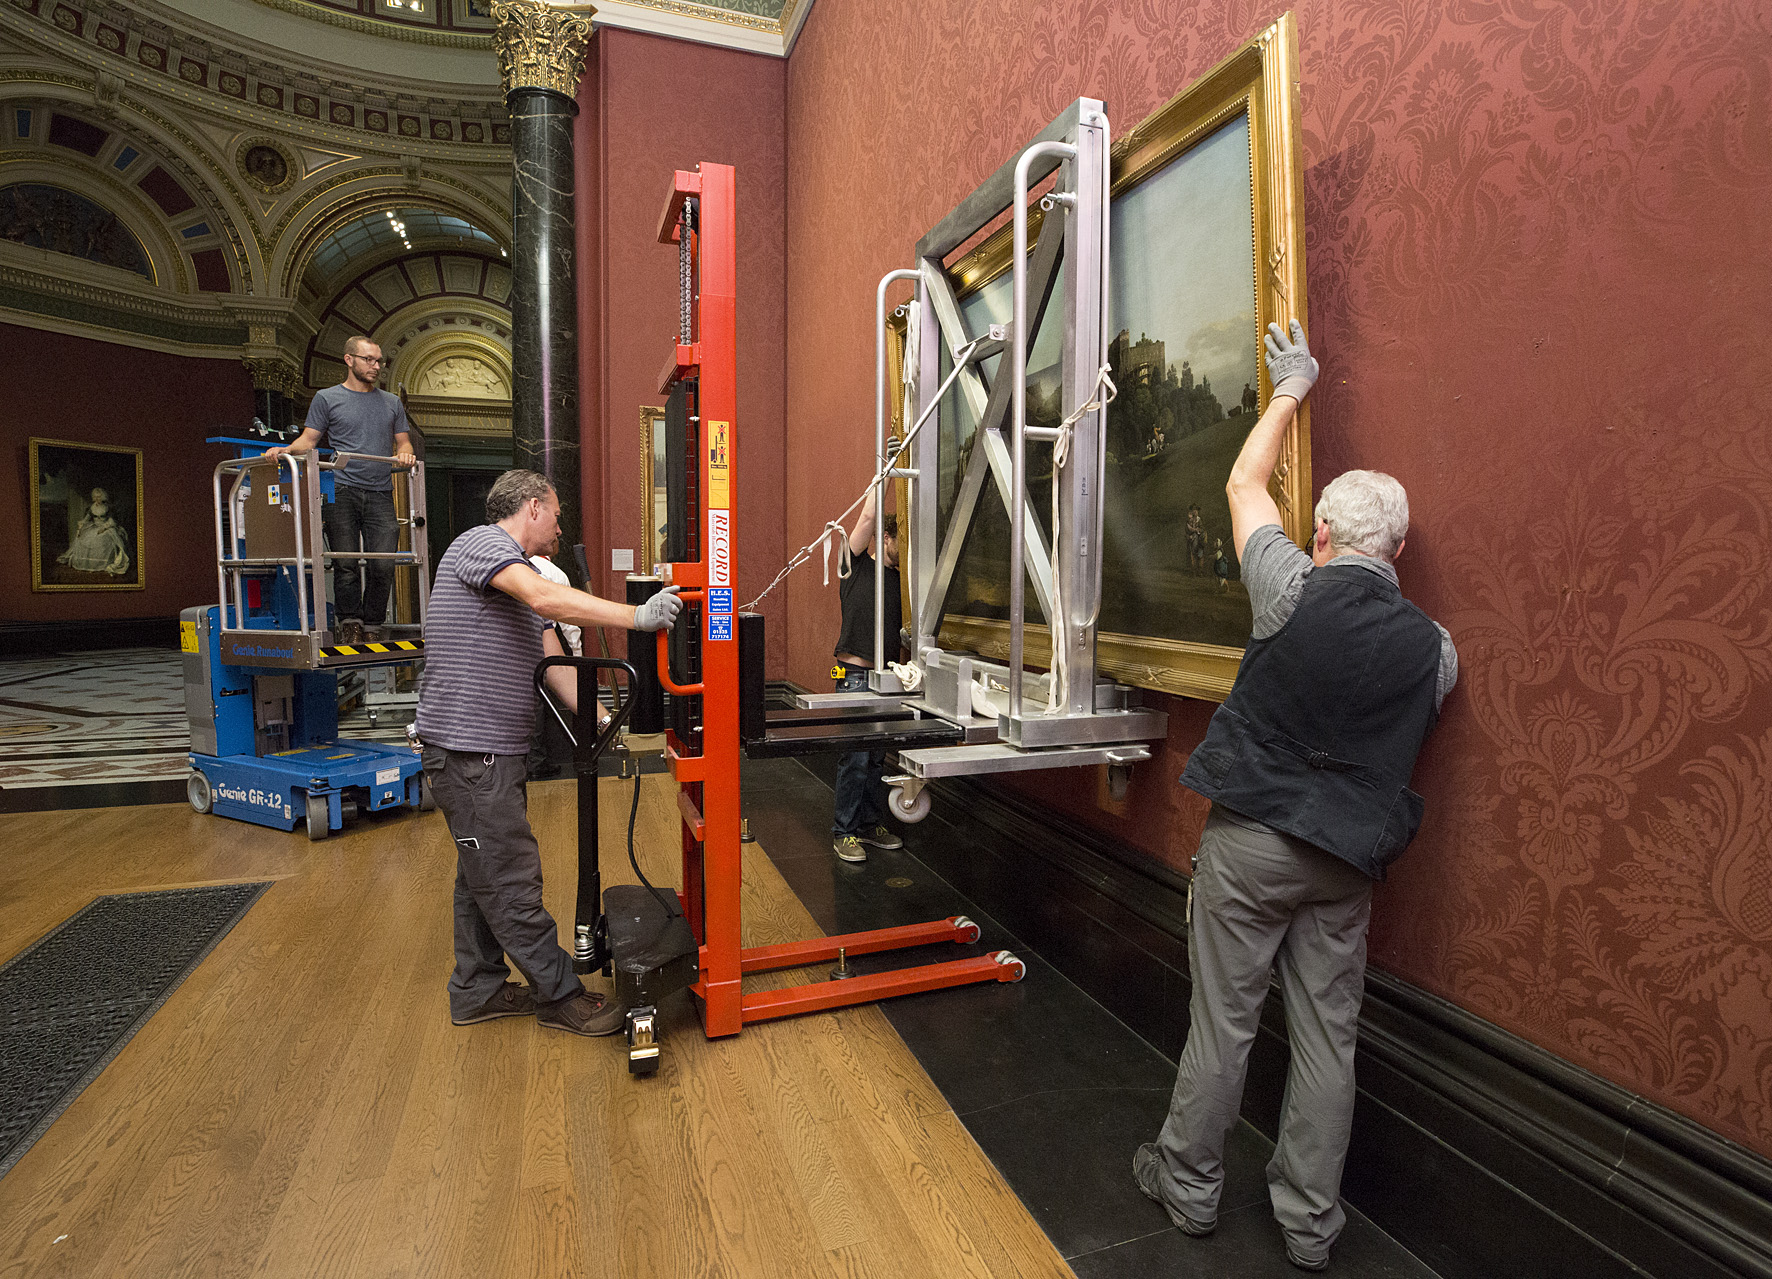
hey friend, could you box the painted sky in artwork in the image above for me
[1110,113,1257,407]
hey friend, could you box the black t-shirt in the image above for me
[834,549,902,665]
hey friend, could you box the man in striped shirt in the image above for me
[417,469,682,1036]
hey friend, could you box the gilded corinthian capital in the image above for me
[491,0,596,98]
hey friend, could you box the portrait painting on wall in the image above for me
[29,438,145,591]
[925,17,1312,701]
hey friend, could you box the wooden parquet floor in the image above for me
[0,775,1074,1279]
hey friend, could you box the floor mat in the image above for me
[0,882,272,1178]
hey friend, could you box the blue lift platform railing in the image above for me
[181,434,430,840]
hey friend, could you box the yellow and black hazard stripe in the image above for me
[320,639,425,659]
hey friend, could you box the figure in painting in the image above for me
[1212,537,1230,591]
[1185,504,1206,574]
[56,487,130,576]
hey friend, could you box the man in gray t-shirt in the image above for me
[266,335,413,642]
[417,468,682,1038]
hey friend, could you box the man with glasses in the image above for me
[266,335,415,643]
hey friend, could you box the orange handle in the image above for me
[654,589,704,696]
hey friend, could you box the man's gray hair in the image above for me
[485,469,554,523]
[1314,469,1410,560]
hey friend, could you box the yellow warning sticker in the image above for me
[180,619,199,653]
[708,419,731,509]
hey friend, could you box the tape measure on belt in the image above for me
[831,663,847,680]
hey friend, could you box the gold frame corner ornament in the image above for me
[925,12,1310,703]
[490,0,597,98]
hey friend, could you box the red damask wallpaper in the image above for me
[782,2,1772,1157]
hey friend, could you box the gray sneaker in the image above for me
[858,824,903,850]
[833,835,867,863]
[1133,1143,1215,1236]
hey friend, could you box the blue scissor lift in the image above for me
[181,436,429,840]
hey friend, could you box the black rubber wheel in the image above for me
[306,792,331,841]
[418,774,436,812]
[187,770,212,815]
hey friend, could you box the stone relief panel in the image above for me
[414,354,507,398]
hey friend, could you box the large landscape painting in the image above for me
[928,17,1312,700]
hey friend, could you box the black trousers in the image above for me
[322,484,398,624]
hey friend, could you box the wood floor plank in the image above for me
[0,775,1072,1279]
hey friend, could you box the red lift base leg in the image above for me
[738,916,982,976]
[736,951,1024,1025]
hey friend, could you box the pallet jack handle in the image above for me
[536,655,643,973]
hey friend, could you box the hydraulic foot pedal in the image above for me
[625,1006,660,1075]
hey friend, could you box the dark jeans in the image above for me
[423,746,584,1016]
[831,669,886,836]
[322,483,398,625]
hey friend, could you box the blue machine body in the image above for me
[186,605,423,834]
[184,435,423,837]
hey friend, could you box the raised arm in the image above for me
[1226,320,1318,561]
[849,483,879,556]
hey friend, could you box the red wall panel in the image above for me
[0,324,254,623]
[784,1,1772,1156]
[576,29,788,675]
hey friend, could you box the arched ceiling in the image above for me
[301,205,504,299]
[202,0,817,59]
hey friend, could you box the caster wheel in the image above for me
[952,915,981,945]
[306,792,331,841]
[991,950,1026,982]
[418,775,436,812]
[187,770,212,815]
[887,785,931,824]
[626,1008,660,1076]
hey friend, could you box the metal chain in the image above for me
[678,196,697,344]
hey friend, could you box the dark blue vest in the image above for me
[1179,561,1443,880]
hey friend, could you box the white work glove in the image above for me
[633,585,683,631]
[1264,319,1319,403]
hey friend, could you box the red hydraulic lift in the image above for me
[651,162,1024,1038]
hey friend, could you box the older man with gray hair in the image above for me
[1133,322,1456,1271]
[417,469,682,1037]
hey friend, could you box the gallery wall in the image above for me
[575,29,789,676]
[782,1,1772,1159]
[0,323,255,624]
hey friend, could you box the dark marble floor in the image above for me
[742,755,1441,1279]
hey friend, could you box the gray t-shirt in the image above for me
[1239,523,1457,709]
[415,524,544,755]
[305,384,410,491]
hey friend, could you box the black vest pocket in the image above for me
[1372,784,1425,870]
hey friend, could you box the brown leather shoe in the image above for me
[536,988,625,1037]
[451,981,535,1025]
[337,618,364,645]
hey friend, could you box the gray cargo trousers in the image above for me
[423,747,584,1018]
[1149,806,1374,1262]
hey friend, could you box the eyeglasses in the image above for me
[349,354,385,365]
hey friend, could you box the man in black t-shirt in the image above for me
[830,486,904,863]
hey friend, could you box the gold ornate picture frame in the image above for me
[638,404,667,574]
[29,437,146,592]
[923,15,1310,702]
